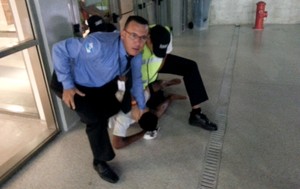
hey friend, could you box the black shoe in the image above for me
[93,162,119,183]
[189,112,218,131]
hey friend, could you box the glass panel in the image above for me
[0,50,38,116]
[0,0,34,51]
[0,0,59,182]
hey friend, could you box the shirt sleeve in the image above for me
[131,54,146,110]
[52,38,82,89]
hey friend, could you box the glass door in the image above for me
[0,0,59,183]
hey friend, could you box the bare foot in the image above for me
[155,93,187,118]
[160,78,181,89]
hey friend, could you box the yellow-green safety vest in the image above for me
[141,25,171,89]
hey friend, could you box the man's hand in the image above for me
[131,106,148,121]
[62,88,85,110]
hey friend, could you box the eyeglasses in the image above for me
[124,30,148,42]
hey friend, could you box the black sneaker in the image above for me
[189,112,218,131]
[93,162,119,183]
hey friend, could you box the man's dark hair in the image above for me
[138,111,158,131]
[124,15,148,29]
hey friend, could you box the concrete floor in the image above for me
[2,24,300,189]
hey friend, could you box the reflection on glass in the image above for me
[0,0,59,183]
[0,0,34,51]
[0,0,37,116]
[0,51,38,116]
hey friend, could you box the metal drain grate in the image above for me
[198,26,240,189]
[199,117,226,189]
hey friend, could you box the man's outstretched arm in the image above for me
[112,131,146,149]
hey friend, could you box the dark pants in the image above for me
[74,80,120,163]
[159,54,208,107]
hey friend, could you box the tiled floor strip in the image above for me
[198,26,240,189]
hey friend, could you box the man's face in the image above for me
[121,21,149,56]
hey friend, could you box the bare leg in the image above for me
[154,93,187,118]
[151,78,181,92]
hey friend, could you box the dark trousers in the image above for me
[159,54,208,106]
[74,80,121,163]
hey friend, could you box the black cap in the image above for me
[88,15,117,34]
[88,15,105,33]
[150,25,171,58]
[138,112,158,131]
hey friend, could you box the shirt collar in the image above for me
[119,38,128,58]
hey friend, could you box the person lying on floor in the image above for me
[109,78,186,149]
[110,24,219,150]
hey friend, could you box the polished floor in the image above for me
[2,24,300,189]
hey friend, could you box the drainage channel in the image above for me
[198,25,240,189]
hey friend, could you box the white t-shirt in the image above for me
[109,89,150,137]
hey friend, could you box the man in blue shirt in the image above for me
[52,16,149,183]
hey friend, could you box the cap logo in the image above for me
[85,42,94,53]
[159,44,168,49]
[95,20,103,26]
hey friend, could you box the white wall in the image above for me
[164,0,300,36]
[209,0,300,25]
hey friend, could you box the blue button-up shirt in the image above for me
[52,32,146,110]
